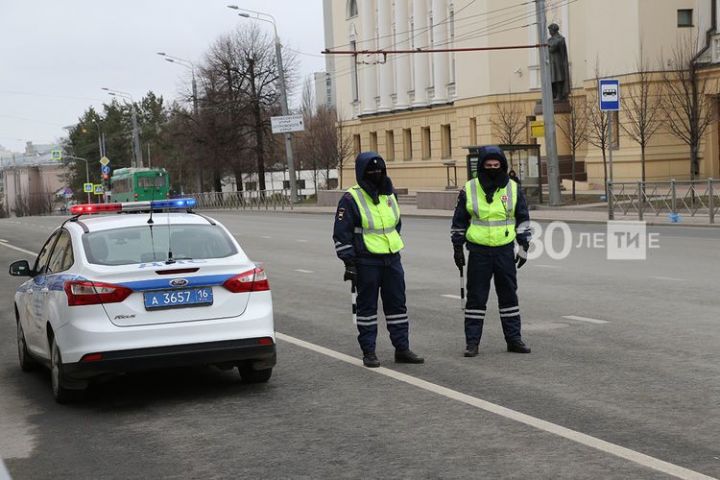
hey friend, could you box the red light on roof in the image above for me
[70,203,123,215]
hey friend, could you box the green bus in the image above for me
[110,168,170,202]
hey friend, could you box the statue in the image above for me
[547,24,571,102]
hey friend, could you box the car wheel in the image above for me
[238,365,272,384]
[51,338,81,404]
[17,321,37,372]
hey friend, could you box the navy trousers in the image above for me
[464,243,523,346]
[355,255,410,354]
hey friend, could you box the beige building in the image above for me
[326,0,720,191]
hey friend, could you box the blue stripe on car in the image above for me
[118,274,235,292]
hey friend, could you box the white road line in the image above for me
[0,241,37,257]
[294,269,314,274]
[0,459,11,480]
[0,239,7,242]
[296,239,308,243]
[562,315,609,325]
[651,276,684,282]
[534,264,562,269]
[260,236,272,239]
[276,332,716,480]
[442,294,462,300]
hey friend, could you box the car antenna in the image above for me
[164,172,175,265]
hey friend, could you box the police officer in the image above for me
[333,152,424,368]
[451,146,532,356]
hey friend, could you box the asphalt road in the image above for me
[0,212,718,480]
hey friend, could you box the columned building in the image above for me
[327,0,720,191]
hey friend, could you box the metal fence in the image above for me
[608,179,718,224]
[188,190,293,211]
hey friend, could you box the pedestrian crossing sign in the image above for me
[83,183,94,193]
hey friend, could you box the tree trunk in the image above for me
[602,147,609,199]
[571,149,576,201]
[248,58,266,192]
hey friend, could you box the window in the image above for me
[421,127,431,160]
[245,181,257,191]
[441,124,452,159]
[403,129,413,161]
[111,177,131,194]
[137,175,167,188]
[34,232,58,274]
[347,0,358,18]
[47,230,73,274]
[385,130,395,161]
[283,180,306,189]
[370,131,378,152]
[678,9,693,27]
[82,225,238,266]
[353,134,361,155]
[469,117,477,145]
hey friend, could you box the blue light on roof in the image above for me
[150,198,196,210]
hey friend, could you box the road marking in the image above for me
[294,269,314,274]
[0,241,37,256]
[562,315,609,325]
[276,332,716,480]
[442,294,462,300]
[0,459,10,480]
[296,239,308,243]
[0,239,7,242]
[261,235,272,239]
[651,276,684,282]
[535,264,562,269]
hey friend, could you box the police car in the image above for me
[9,199,276,403]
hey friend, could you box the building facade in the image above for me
[327,0,720,191]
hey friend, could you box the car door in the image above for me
[24,231,58,355]
[37,229,73,359]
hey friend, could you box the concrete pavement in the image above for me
[0,212,719,479]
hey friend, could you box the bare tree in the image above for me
[336,108,355,190]
[661,35,716,181]
[492,96,527,145]
[557,94,589,200]
[622,48,662,185]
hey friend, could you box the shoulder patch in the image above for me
[337,207,345,221]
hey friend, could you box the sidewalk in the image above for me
[266,204,719,227]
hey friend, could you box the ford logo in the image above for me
[170,278,189,287]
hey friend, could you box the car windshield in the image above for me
[82,224,237,266]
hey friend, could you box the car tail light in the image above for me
[223,267,270,293]
[80,353,103,362]
[64,280,133,306]
[257,337,274,346]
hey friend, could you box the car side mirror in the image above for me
[9,260,33,277]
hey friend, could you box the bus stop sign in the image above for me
[599,79,620,111]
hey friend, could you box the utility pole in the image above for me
[130,106,143,168]
[275,36,298,203]
[535,0,562,206]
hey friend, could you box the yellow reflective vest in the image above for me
[347,185,404,254]
[464,178,518,247]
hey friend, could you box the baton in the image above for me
[459,265,465,311]
[351,280,357,325]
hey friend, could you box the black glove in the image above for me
[453,245,465,270]
[343,260,357,283]
[515,242,529,269]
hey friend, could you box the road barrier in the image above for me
[608,179,718,224]
[189,190,293,211]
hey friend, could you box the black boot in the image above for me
[394,349,425,364]
[464,345,479,357]
[363,352,380,368]
[507,340,531,354]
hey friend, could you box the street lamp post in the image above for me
[101,88,143,168]
[228,5,298,203]
[157,52,202,193]
[64,155,91,203]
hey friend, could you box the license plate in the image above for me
[143,287,213,310]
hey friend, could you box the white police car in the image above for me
[9,199,275,403]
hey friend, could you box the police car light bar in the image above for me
[69,198,197,215]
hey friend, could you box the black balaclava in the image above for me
[363,159,387,190]
[477,154,509,204]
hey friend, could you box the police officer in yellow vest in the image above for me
[451,146,532,356]
[333,152,424,368]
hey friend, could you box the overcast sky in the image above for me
[0,0,326,153]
